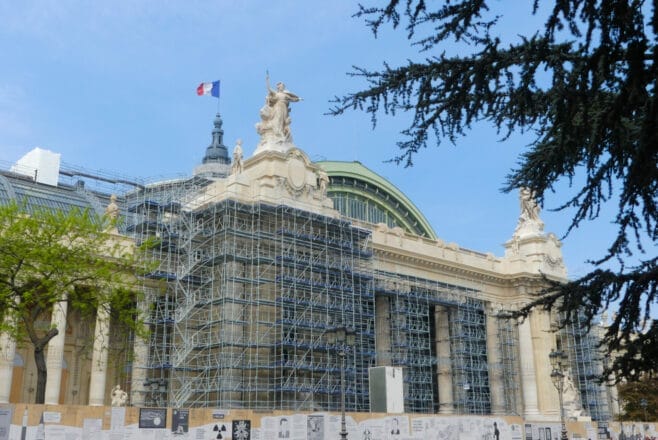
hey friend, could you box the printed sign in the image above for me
[139,408,167,429]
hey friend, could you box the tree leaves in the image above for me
[0,201,149,402]
[618,376,658,421]
[335,0,657,381]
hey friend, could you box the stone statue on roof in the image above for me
[105,194,119,220]
[104,194,120,233]
[513,187,544,237]
[519,187,541,222]
[256,74,301,149]
[231,139,244,175]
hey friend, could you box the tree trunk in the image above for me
[32,328,59,404]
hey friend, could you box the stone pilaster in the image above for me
[45,299,68,404]
[435,305,454,414]
[531,309,559,416]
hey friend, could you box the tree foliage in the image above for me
[617,377,658,421]
[331,0,657,381]
[0,201,148,403]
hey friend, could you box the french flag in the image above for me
[197,80,220,98]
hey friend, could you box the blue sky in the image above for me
[0,1,622,281]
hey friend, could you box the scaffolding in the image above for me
[126,181,375,410]
[115,169,595,416]
[373,273,492,414]
[449,298,490,414]
[560,314,611,421]
[497,315,522,415]
[125,177,500,413]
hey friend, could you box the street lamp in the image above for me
[549,349,569,440]
[327,326,356,440]
[144,378,167,407]
[463,381,471,413]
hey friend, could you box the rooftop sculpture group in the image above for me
[256,74,301,149]
[513,187,545,238]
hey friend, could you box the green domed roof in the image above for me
[317,161,437,239]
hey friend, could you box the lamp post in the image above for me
[463,381,471,414]
[549,349,569,440]
[327,326,356,440]
[145,378,167,407]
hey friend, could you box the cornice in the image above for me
[374,245,503,284]
[373,243,558,288]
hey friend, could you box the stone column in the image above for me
[531,309,559,415]
[0,329,17,403]
[88,304,111,405]
[435,305,454,414]
[45,299,68,404]
[130,295,151,407]
[485,305,506,414]
[518,314,540,417]
[609,383,620,417]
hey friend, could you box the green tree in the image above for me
[0,201,148,404]
[331,0,657,381]
[617,377,658,421]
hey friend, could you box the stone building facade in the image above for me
[0,98,611,421]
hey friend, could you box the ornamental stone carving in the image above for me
[287,152,306,190]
